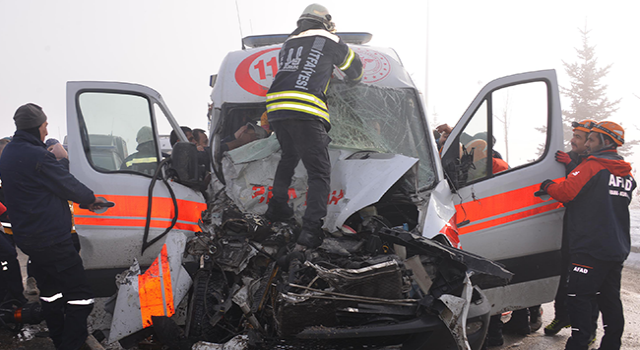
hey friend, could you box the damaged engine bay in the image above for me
[178,195,512,350]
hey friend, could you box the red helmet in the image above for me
[591,121,624,147]
[571,119,597,133]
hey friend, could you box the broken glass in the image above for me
[326,82,436,189]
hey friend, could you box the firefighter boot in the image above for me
[296,221,324,249]
[264,199,294,223]
[503,308,531,335]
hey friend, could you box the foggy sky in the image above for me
[1,0,638,164]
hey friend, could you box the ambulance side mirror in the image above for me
[441,139,474,192]
[169,142,199,185]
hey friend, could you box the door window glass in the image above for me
[491,82,547,169]
[456,81,548,184]
[78,92,158,175]
[460,100,490,182]
[154,103,174,155]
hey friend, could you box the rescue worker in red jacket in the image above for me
[539,121,635,350]
[545,119,598,337]
[264,4,363,249]
[554,119,598,174]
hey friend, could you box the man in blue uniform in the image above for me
[0,103,103,350]
[545,119,598,338]
[540,121,635,350]
[265,4,363,249]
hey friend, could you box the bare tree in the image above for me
[494,92,511,163]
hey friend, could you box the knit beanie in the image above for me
[14,103,47,130]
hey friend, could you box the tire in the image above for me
[185,269,229,342]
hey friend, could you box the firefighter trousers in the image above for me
[22,238,94,350]
[0,232,27,306]
[565,253,624,350]
[269,119,331,228]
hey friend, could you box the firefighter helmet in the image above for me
[298,4,335,32]
[591,121,624,147]
[136,126,154,144]
[571,119,597,133]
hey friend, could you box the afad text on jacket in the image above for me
[546,149,636,262]
[266,26,363,131]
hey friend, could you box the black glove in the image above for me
[540,179,555,192]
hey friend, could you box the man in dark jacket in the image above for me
[0,103,103,350]
[540,121,635,350]
[546,119,598,338]
[265,3,363,249]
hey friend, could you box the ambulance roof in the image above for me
[210,38,417,106]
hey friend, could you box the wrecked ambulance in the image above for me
[64,32,566,349]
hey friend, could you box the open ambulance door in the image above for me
[66,82,206,296]
[440,70,565,314]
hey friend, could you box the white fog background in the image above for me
[1,0,640,256]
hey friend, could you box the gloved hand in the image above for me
[555,150,571,165]
[540,179,555,192]
[344,77,359,87]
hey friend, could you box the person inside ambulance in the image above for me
[193,128,209,151]
[436,124,506,161]
[121,126,158,175]
[219,121,269,152]
[259,111,273,136]
[545,118,599,338]
[169,126,195,147]
[464,138,509,181]
[264,3,363,250]
[539,121,635,350]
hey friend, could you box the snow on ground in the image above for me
[624,207,640,269]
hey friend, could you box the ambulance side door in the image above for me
[66,82,206,296]
[441,70,565,313]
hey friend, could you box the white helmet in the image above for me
[136,126,154,144]
[298,3,335,32]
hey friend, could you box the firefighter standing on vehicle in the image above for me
[264,3,363,249]
[0,103,104,350]
[539,121,635,350]
[545,119,599,339]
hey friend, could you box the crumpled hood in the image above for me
[588,150,632,177]
[222,135,419,232]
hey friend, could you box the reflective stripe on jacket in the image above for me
[267,28,363,129]
[546,150,636,261]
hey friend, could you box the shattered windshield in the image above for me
[327,83,436,189]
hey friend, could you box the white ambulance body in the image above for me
[65,32,565,317]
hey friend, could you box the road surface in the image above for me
[2,253,640,349]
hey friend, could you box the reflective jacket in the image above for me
[266,28,363,130]
[0,130,95,250]
[121,141,158,176]
[564,150,588,174]
[546,150,636,261]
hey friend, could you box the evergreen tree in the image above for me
[561,26,637,156]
